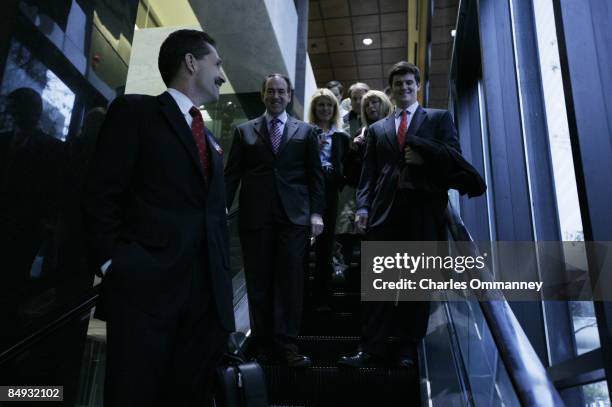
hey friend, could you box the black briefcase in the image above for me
[215,333,268,407]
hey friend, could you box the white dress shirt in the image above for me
[265,110,288,135]
[167,87,199,127]
[393,101,419,133]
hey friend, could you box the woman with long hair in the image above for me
[335,90,393,270]
[306,88,350,310]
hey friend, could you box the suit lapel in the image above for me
[205,129,222,179]
[407,106,427,141]
[253,115,275,155]
[277,116,299,155]
[157,92,205,181]
[204,129,223,200]
[383,115,400,154]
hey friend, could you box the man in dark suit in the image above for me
[83,29,234,406]
[225,74,325,367]
[339,61,461,368]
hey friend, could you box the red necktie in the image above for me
[397,110,408,149]
[189,106,209,182]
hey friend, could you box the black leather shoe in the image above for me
[396,355,415,368]
[283,350,312,367]
[338,351,384,368]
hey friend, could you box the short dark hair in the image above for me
[8,87,42,120]
[325,80,343,93]
[261,73,292,95]
[388,61,421,87]
[158,29,216,86]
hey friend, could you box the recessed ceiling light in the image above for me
[450,29,456,37]
[362,38,373,46]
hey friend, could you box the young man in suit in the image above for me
[225,74,325,367]
[339,61,461,368]
[83,29,234,406]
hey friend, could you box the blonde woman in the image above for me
[306,88,350,310]
[335,90,393,269]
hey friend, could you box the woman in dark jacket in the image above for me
[306,88,350,310]
[336,90,393,268]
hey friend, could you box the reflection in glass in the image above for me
[0,39,75,141]
[582,381,610,406]
[0,40,96,353]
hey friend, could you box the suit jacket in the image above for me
[342,111,362,137]
[407,136,486,198]
[83,92,235,331]
[225,114,325,230]
[357,106,461,229]
[314,127,350,187]
[343,127,367,187]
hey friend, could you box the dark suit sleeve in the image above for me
[224,126,244,210]
[83,96,139,268]
[306,125,325,216]
[356,128,377,211]
[408,110,461,173]
[436,111,461,153]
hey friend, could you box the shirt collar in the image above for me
[324,125,337,136]
[265,110,288,125]
[394,101,419,118]
[167,88,197,116]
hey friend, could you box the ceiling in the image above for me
[147,0,199,27]
[308,0,409,92]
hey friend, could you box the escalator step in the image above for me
[300,311,360,336]
[295,336,360,365]
[262,365,419,406]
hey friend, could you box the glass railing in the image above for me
[421,202,564,406]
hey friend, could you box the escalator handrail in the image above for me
[445,202,565,407]
[0,288,100,365]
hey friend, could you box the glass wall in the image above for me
[0,0,138,399]
[450,0,612,404]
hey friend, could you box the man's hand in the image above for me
[355,213,368,234]
[353,133,365,146]
[310,214,324,237]
[404,145,424,165]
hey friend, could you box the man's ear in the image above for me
[184,53,196,74]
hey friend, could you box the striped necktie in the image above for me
[270,118,282,154]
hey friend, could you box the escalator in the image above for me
[1,204,564,406]
[251,201,563,406]
[256,250,420,407]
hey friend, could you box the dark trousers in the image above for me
[104,258,228,407]
[313,172,339,304]
[240,194,309,351]
[361,190,447,357]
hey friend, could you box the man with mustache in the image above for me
[84,29,234,406]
